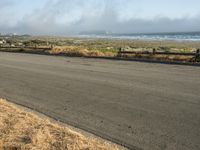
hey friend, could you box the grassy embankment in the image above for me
[1,37,200,62]
[0,99,121,150]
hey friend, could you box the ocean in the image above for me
[79,32,200,41]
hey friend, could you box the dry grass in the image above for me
[1,37,198,62]
[121,54,194,62]
[22,45,197,62]
[50,46,116,57]
[0,99,121,150]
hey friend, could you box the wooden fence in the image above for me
[0,46,52,50]
[118,49,200,57]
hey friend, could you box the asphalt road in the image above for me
[0,52,200,150]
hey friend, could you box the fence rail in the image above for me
[118,49,200,57]
[0,46,52,50]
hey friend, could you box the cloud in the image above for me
[0,0,15,8]
[0,0,200,35]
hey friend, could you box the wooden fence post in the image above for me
[118,47,122,57]
[196,49,200,57]
[152,48,156,55]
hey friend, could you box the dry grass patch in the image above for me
[0,99,121,150]
[50,46,116,57]
[122,54,194,62]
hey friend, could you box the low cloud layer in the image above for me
[0,0,200,35]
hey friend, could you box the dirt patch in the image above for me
[0,99,121,150]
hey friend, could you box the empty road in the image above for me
[0,52,200,150]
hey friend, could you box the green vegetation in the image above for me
[0,36,200,62]
[1,36,200,52]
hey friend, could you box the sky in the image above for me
[0,0,200,35]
